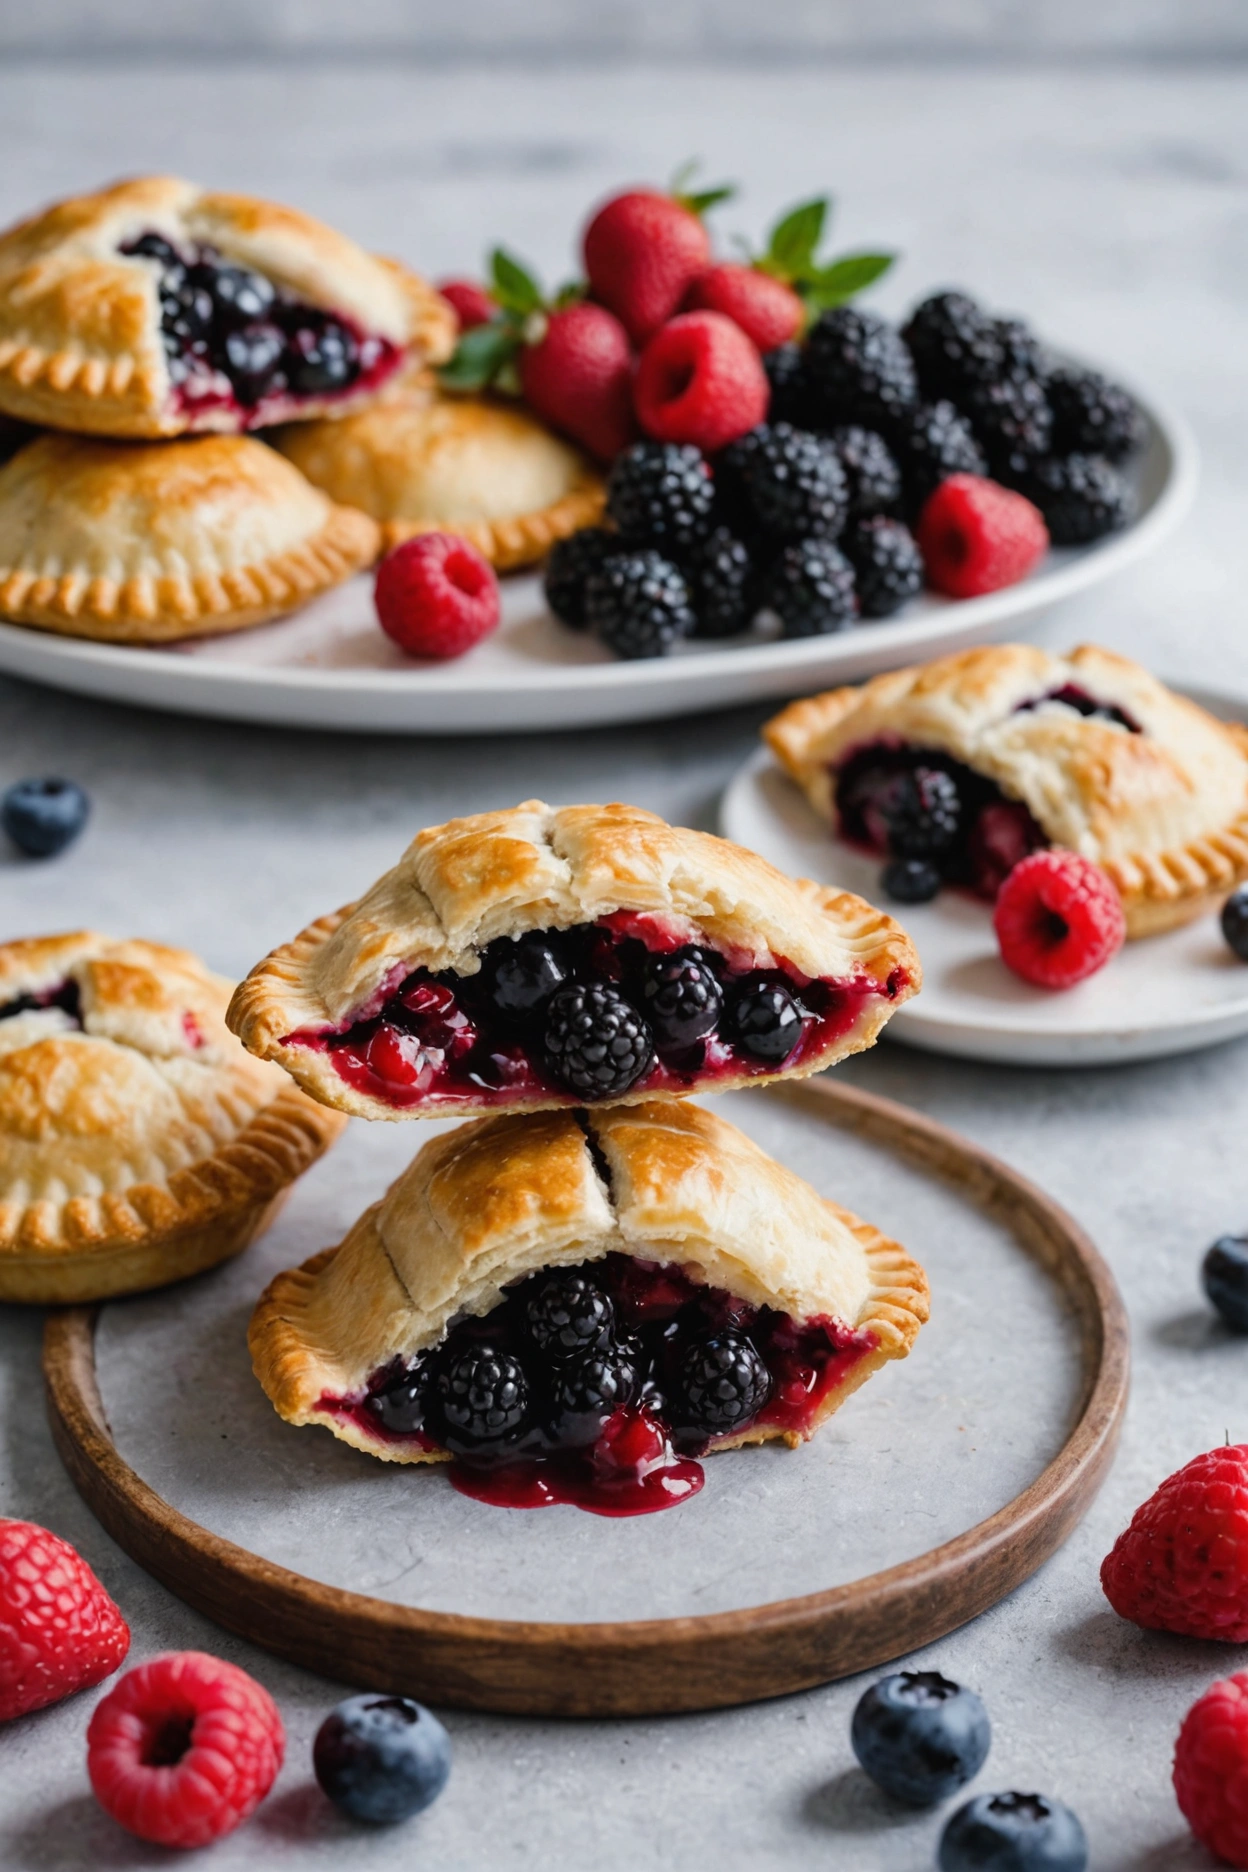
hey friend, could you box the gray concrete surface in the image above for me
[1,55,1247,1871]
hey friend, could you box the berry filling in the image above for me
[1013,683,1141,734]
[121,231,402,426]
[0,977,81,1026]
[288,912,904,1111]
[318,1253,875,1516]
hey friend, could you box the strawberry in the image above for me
[700,196,895,345]
[633,311,769,453]
[684,265,803,352]
[436,279,496,331]
[582,165,735,346]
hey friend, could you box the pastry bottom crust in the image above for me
[379,478,606,573]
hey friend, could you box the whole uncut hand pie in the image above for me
[0,176,455,438]
[227,800,919,1120]
[765,643,1248,937]
[0,432,378,643]
[248,1098,929,1509]
[272,383,606,571]
[0,932,345,1302]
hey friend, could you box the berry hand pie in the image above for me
[271,383,606,570]
[0,933,344,1302]
[249,1099,929,1513]
[227,800,919,1120]
[0,432,378,642]
[0,176,455,438]
[765,644,1248,937]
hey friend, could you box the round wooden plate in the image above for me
[43,1078,1129,1719]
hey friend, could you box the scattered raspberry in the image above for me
[374,533,500,660]
[684,263,803,352]
[633,311,769,453]
[87,1651,284,1849]
[1102,1444,1248,1640]
[519,301,636,462]
[917,473,1049,598]
[1174,1673,1248,1867]
[993,850,1125,989]
[436,279,496,331]
[583,189,712,345]
[0,1519,129,1721]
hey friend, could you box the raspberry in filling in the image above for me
[120,231,402,427]
[317,1253,875,1517]
[287,913,902,1112]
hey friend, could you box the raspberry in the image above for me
[633,311,770,453]
[993,850,1125,989]
[917,474,1049,599]
[436,279,495,331]
[519,301,636,462]
[374,533,500,659]
[606,441,714,552]
[0,1519,129,1721]
[760,538,858,638]
[583,189,713,346]
[543,526,618,630]
[585,548,696,660]
[684,264,803,353]
[87,1652,284,1848]
[843,516,923,618]
[1175,1673,1248,1867]
[1101,1444,1248,1640]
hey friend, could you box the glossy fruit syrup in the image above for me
[0,978,81,1026]
[287,912,906,1112]
[316,1253,875,1518]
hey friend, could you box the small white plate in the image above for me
[721,688,1248,1068]
[0,366,1197,736]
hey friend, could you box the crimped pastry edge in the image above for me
[378,475,607,572]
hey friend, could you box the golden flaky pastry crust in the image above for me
[765,643,1248,938]
[0,175,455,438]
[249,1099,929,1463]
[272,385,606,571]
[0,432,379,642]
[227,800,920,1121]
[0,932,345,1302]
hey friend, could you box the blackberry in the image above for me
[1222,885,1248,962]
[543,527,618,630]
[289,320,359,395]
[211,262,276,323]
[901,291,1004,399]
[585,549,696,660]
[640,951,724,1052]
[366,1357,430,1436]
[1046,366,1145,461]
[686,527,756,638]
[549,1344,641,1446]
[843,517,923,619]
[995,315,1047,383]
[606,441,714,552]
[891,401,986,513]
[760,539,858,638]
[805,307,918,430]
[729,980,804,1062]
[1022,453,1133,545]
[483,929,570,1019]
[730,422,847,542]
[883,766,963,858]
[762,341,812,426]
[829,426,903,518]
[963,374,1053,482]
[675,1331,771,1436]
[544,981,655,1098]
[433,1342,530,1453]
[221,322,285,401]
[525,1271,615,1360]
[881,858,942,904]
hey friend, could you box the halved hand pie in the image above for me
[271,383,606,570]
[249,1099,929,1513]
[765,644,1248,937]
[0,176,455,438]
[0,432,378,642]
[227,800,919,1120]
[0,933,345,1301]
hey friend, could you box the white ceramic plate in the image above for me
[0,370,1197,735]
[721,686,1248,1068]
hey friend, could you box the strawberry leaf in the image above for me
[803,252,896,311]
[489,247,544,318]
[669,157,736,218]
[552,280,587,310]
[438,320,516,392]
[765,198,828,280]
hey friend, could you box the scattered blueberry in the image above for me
[313,1693,451,1824]
[525,1270,615,1360]
[730,981,804,1063]
[881,858,942,905]
[1203,1235,1248,1333]
[939,1790,1087,1872]
[2,777,90,857]
[675,1330,771,1435]
[1221,885,1248,962]
[851,1670,991,1806]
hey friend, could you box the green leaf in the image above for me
[766,197,828,279]
[802,251,896,309]
[437,320,516,392]
[489,247,544,318]
[681,184,736,216]
[552,279,587,310]
[669,156,701,196]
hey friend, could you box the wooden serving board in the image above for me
[43,1078,1129,1719]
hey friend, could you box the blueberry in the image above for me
[313,1693,451,1824]
[525,1270,615,1360]
[1222,886,1248,962]
[729,981,804,1064]
[484,931,570,1020]
[210,263,276,324]
[221,322,286,401]
[939,1790,1087,1872]
[881,858,942,904]
[2,778,90,857]
[288,320,360,395]
[640,950,724,1052]
[851,1670,991,1806]
[366,1356,430,1435]
[126,231,181,265]
[1203,1235,1248,1332]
